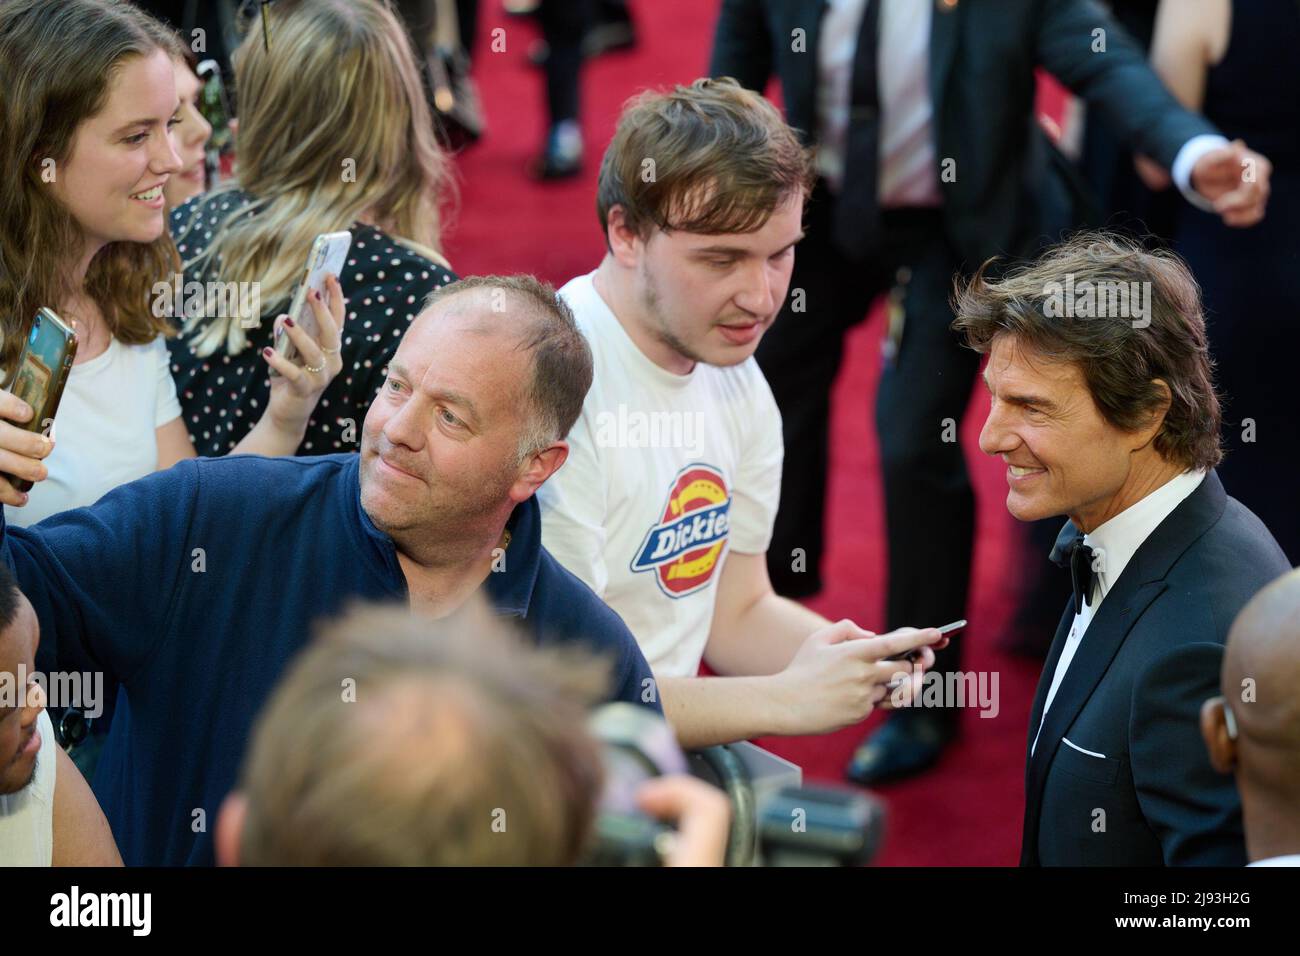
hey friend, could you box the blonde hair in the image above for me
[177,0,453,357]
[238,599,609,866]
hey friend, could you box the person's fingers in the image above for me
[278,318,327,379]
[872,659,914,687]
[261,345,305,386]
[839,626,943,661]
[636,776,731,867]
[308,278,342,354]
[0,477,28,508]
[1214,182,1264,212]
[815,619,875,645]
[0,421,54,460]
[0,391,34,425]
[0,447,47,488]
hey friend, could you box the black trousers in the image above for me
[759,183,978,682]
[538,0,595,124]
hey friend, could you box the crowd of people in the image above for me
[0,0,1297,869]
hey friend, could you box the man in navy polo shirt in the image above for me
[0,274,658,866]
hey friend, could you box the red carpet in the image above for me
[446,1,1047,865]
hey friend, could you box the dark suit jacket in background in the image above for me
[709,0,1218,266]
[1023,471,1288,865]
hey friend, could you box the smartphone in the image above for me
[272,231,352,367]
[3,308,77,492]
[884,619,966,663]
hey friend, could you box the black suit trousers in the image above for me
[760,184,977,678]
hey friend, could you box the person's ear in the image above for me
[1200,696,1238,775]
[215,792,247,867]
[1133,378,1173,452]
[605,205,643,268]
[511,441,570,503]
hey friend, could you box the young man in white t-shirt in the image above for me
[0,563,119,866]
[538,78,945,749]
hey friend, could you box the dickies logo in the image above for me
[630,464,731,598]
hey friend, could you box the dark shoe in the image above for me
[530,130,583,180]
[503,0,541,17]
[845,712,955,786]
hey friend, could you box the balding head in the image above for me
[1201,568,1300,861]
[416,275,594,459]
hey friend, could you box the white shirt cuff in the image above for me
[1171,133,1230,212]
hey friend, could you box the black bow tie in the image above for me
[1050,525,1098,616]
[1065,534,1096,616]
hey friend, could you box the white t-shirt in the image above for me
[0,709,57,866]
[537,273,784,678]
[5,336,182,528]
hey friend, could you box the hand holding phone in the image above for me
[273,231,352,369]
[1,309,75,505]
[882,619,965,663]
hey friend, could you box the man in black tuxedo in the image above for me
[710,0,1274,784]
[954,232,1288,866]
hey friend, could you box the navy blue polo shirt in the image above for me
[2,453,658,866]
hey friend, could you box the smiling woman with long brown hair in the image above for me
[0,0,344,530]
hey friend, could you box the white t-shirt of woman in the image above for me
[4,336,182,528]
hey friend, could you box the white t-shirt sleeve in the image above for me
[152,336,183,428]
[0,709,57,866]
[727,370,784,555]
[537,410,610,597]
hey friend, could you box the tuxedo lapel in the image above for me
[1019,471,1229,864]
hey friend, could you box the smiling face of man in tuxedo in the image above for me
[978,334,1175,532]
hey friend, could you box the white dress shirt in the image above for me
[1030,469,1206,756]
[815,0,940,206]
[1248,855,1300,867]
[813,0,1226,212]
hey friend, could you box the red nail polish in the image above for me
[285,317,295,328]
[263,347,272,357]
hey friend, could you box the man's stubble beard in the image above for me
[640,258,708,367]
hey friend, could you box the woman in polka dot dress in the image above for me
[169,0,457,458]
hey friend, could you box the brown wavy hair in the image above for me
[596,77,814,241]
[0,0,181,375]
[952,231,1223,470]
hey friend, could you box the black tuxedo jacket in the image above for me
[1023,472,1289,865]
[709,0,1217,264]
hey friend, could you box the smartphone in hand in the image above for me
[272,231,351,367]
[883,619,965,663]
[3,308,77,492]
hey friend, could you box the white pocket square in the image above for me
[1062,737,1107,759]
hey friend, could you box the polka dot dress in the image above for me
[168,190,456,458]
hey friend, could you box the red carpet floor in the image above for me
[445,1,1047,865]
